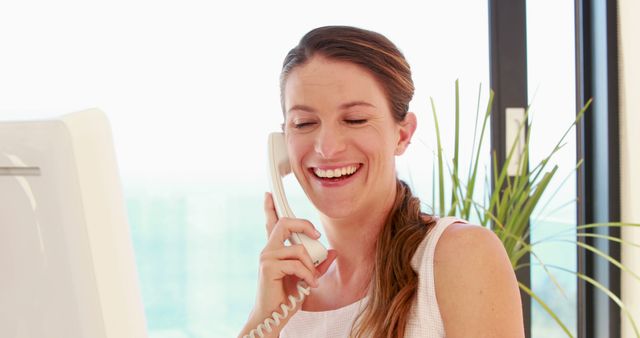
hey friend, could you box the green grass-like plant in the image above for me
[428,80,640,337]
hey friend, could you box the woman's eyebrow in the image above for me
[287,101,376,114]
[288,104,316,114]
[339,101,376,110]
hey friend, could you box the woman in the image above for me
[240,25,524,338]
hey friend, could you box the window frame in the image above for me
[575,0,621,337]
[488,0,531,336]
[489,1,622,336]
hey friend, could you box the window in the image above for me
[114,2,490,336]
[526,0,578,335]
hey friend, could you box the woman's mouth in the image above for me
[309,164,362,184]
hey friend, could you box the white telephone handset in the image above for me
[243,133,328,338]
[267,132,328,266]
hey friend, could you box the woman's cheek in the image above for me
[287,138,310,172]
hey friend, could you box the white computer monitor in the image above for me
[0,108,147,338]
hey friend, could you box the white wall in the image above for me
[619,0,640,336]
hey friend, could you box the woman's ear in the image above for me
[395,112,417,155]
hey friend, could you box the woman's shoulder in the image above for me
[433,220,511,281]
[432,220,525,337]
[433,219,512,289]
[436,220,503,258]
[412,217,483,270]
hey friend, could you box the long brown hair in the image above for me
[280,26,437,337]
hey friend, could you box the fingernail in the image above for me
[314,229,321,238]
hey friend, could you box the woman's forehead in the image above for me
[283,56,389,113]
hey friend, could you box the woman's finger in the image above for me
[261,259,318,288]
[277,260,318,288]
[261,244,317,276]
[266,217,321,249]
[264,192,279,238]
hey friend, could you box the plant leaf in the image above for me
[430,97,446,216]
[518,282,574,337]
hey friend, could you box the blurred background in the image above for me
[0,1,581,336]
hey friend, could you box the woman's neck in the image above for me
[319,185,396,288]
[302,182,398,311]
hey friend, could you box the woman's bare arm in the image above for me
[434,223,525,338]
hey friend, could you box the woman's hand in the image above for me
[239,192,337,338]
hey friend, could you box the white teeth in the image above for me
[313,165,359,178]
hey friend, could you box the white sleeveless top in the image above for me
[280,216,464,338]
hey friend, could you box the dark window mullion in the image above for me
[575,0,621,337]
[488,0,530,336]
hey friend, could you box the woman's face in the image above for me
[283,55,415,219]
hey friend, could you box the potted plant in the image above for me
[427,80,640,337]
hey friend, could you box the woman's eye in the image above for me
[345,119,367,125]
[294,122,316,129]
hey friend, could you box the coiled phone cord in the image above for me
[243,280,311,338]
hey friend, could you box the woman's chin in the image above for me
[314,201,359,220]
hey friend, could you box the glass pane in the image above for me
[122,2,490,335]
[0,1,489,336]
[526,1,578,336]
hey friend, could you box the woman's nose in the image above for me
[314,126,346,159]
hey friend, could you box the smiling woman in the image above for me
[239,26,525,338]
